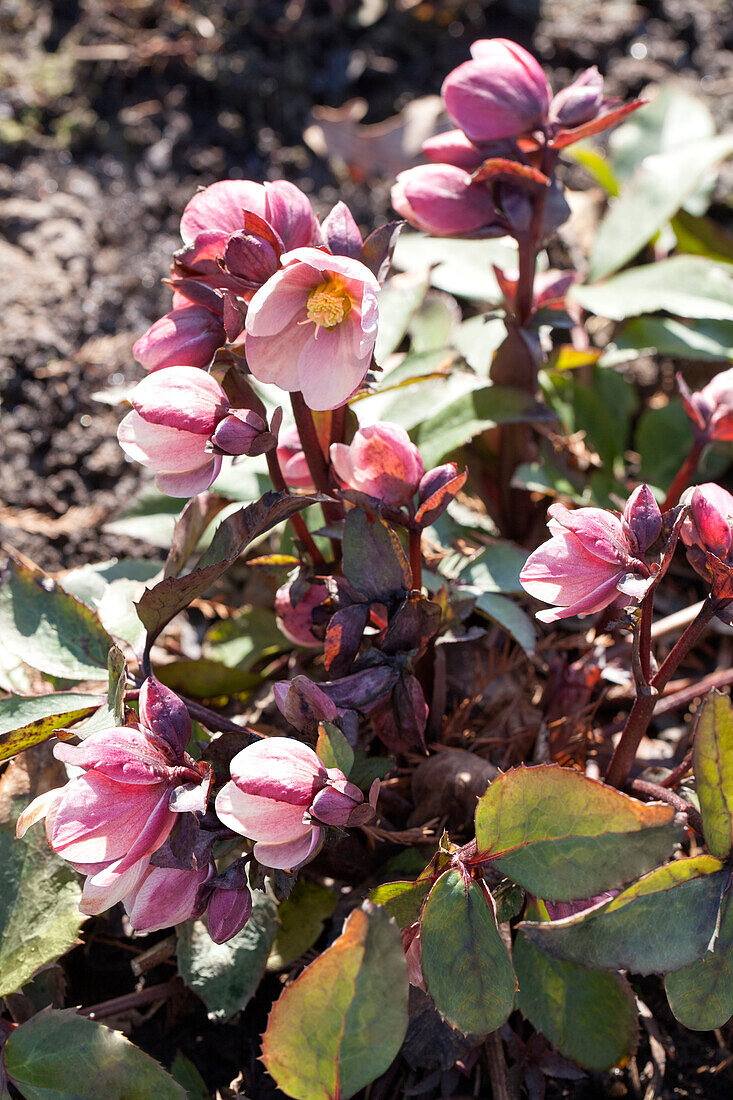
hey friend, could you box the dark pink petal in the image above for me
[129,366,227,435]
[547,503,630,566]
[207,883,252,943]
[393,164,497,236]
[264,180,320,250]
[275,579,329,647]
[229,735,325,793]
[124,864,212,933]
[139,676,191,758]
[321,200,363,259]
[133,306,225,372]
[180,180,268,244]
[53,727,173,784]
[520,531,623,609]
[422,129,486,170]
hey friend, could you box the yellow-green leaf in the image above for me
[693,690,733,858]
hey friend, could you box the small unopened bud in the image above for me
[549,66,604,129]
[623,484,662,554]
[310,774,363,827]
[210,408,273,456]
[222,230,280,287]
[206,883,252,944]
[681,483,733,560]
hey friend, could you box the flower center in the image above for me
[304,278,352,333]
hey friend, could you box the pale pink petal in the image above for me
[245,264,318,337]
[215,780,310,843]
[279,247,380,291]
[297,329,372,411]
[520,531,622,607]
[535,572,624,622]
[16,788,64,839]
[253,826,323,870]
[130,366,227,434]
[180,180,268,244]
[329,442,357,489]
[80,856,150,916]
[244,324,311,391]
[228,737,324,792]
[156,457,222,497]
[264,181,320,250]
[118,412,211,474]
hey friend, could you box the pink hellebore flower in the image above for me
[678,369,733,444]
[133,304,225,373]
[520,502,653,623]
[392,163,499,238]
[681,483,733,564]
[16,678,210,918]
[244,248,380,411]
[330,422,423,507]
[442,39,552,142]
[124,863,213,934]
[276,425,315,491]
[215,737,363,869]
[118,366,270,496]
[275,578,329,648]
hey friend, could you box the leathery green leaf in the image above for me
[420,869,517,1034]
[261,900,408,1100]
[0,692,105,762]
[514,932,638,1070]
[665,886,733,1030]
[474,765,683,901]
[4,1007,185,1100]
[368,877,432,929]
[693,690,733,858]
[267,882,338,971]
[519,856,726,975]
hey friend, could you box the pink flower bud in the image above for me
[421,129,486,171]
[681,483,733,561]
[276,425,315,490]
[679,369,733,443]
[310,772,363,827]
[415,462,467,527]
[133,306,225,373]
[520,502,652,622]
[321,201,363,260]
[442,38,551,142]
[16,678,209,920]
[211,409,273,456]
[392,163,499,238]
[275,579,329,648]
[330,422,423,507]
[124,863,214,934]
[623,484,662,554]
[214,737,363,869]
[206,883,253,944]
[549,66,604,129]
[244,248,380,411]
[221,229,281,289]
[118,366,228,496]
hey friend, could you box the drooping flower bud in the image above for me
[214,737,364,870]
[133,305,225,373]
[678,369,733,444]
[680,483,733,565]
[210,408,274,457]
[623,484,662,555]
[330,422,423,507]
[275,579,329,648]
[549,66,604,129]
[441,38,551,142]
[392,163,500,238]
[124,862,214,934]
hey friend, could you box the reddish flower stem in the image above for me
[409,527,423,591]
[290,392,344,560]
[605,597,721,789]
[638,590,654,684]
[661,440,705,511]
[265,448,325,566]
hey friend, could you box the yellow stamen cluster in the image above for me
[304,277,352,335]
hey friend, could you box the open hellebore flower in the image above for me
[118,366,273,496]
[275,578,329,648]
[16,677,210,918]
[520,501,655,622]
[244,248,380,410]
[678,368,733,443]
[330,422,423,507]
[442,38,552,142]
[215,738,363,870]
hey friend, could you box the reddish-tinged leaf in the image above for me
[471,158,550,187]
[551,100,646,149]
[415,469,468,528]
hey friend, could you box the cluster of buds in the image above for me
[17,678,368,938]
[520,486,662,622]
[392,38,639,241]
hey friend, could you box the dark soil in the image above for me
[2,1,733,1096]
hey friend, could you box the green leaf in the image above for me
[392,232,517,301]
[0,561,113,682]
[635,401,694,492]
[589,133,733,279]
[475,765,684,901]
[156,659,260,700]
[420,869,516,1034]
[342,509,410,600]
[408,291,459,353]
[441,542,528,594]
[472,590,536,655]
[411,385,555,469]
[4,1007,186,1099]
[609,86,715,184]
[564,143,619,195]
[453,316,508,375]
[202,606,284,671]
[170,1053,209,1100]
[572,256,733,322]
[664,887,733,1030]
[137,491,322,649]
[514,932,638,1071]
[104,489,184,549]
[0,692,105,762]
[672,209,733,264]
[611,316,733,362]
[177,889,278,1021]
[693,690,733,859]
[0,815,83,996]
[519,856,726,974]
[316,722,355,777]
[368,878,431,929]
[267,881,338,970]
[261,901,409,1100]
[358,371,485,433]
[374,269,430,363]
